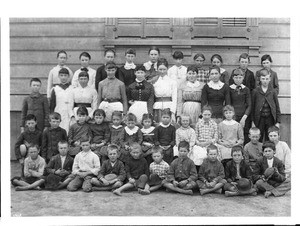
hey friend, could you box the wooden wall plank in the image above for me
[260,38,290,52]
[259,25,290,38]
[11,112,22,160]
[10,18,105,23]
[258,18,290,24]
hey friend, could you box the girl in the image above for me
[154,109,176,164]
[177,65,204,126]
[201,65,231,123]
[141,114,156,165]
[47,50,73,99]
[118,48,137,87]
[255,54,279,95]
[217,105,244,166]
[153,58,177,123]
[72,52,96,89]
[173,115,196,158]
[127,65,155,123]
[191,105,218,169]
[109,111,125,149]
[211,54,230,85]
[167,50,187,88]
[193,53,209,83]
[143,46,160,84]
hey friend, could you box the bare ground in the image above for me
[10,161,291,217]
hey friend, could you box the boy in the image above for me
[243,127,263,170]
[197,144,227,195]
[21,78,50,133]
[268,126,291,178]
[11,144,46,191]
[98,62,128,122]
[44,141,74,190]
[49,67,74,133]
[15,114,42,176]
[167,50,187,88]
[253,141,291,198]
[68,106,92,157]
[224,145,257,197]
[91,144,126,191]
[113,143,149,196]
[95,49,119,92]
[252,69,281,142]
[67,136,100,192]
[163,141,197,195]
[41,112,68,163]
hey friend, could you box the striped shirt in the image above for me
[195,119,218,143]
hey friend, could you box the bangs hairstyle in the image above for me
[105,61,117,70]
[239,53,250,62]
[80,135,90,143]
[107,144,120,153]
[111,111,123,120]
[28,143,40,151]
[77,106,88,116]
[30,77,42,85]
[49,112,61,121]
[25,114,37,122]
[261,54,273,64]
[231,145,244,156]
[211,54,223,63]
[259,69,270,77]
[57,50,67,58]
[206,144,218,153]
[178,115,192,126]
[172,50,184,59]
[208,65,220,74]
[187,65,198,74]
[142,113,154,125]
[262,141,276,151]
[125,48,136,56]
[151,146,164,156]
[148,46,160,55]
[232,68,244,77]
[202,105,213,114]
[79,51,91,60]
[193,53,205,61]
[268,125,280,135]
[249,127,261,135]
[125,113,137,123]
[59,68,70,75]
[157,58,168,68]
[223,105,235,114]
[178,141,190,151]
[93,109,106,118]
[78,71,89,80]
[58,140,69,147]
[104,48,116,56]
[161,108,172,117]
[134,65,146,73]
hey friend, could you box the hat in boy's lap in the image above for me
[237,178,252,193]
[104,174,117,181]
[264,167,275,179]
[45,174,62,190]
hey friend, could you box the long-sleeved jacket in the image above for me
[225,159,252,183]
[45,154,74,176]
[166,157,197,182]
[198,158,225,183]
[98,159,126,182]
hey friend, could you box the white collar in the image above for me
[159,122,171,128]
[141,126,155,134]
[124,62,136,70]
[135,78,144,83]
[112,125,123,129]
[125,126,139,135]
[220,68,226,74]
[144,61,157,70]
[222,119,237,126]
[230,84,246,89]
[207,80,224,90]
[187,81,200,88]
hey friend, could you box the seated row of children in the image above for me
[11,137,290,199]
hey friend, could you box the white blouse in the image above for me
[167,65,187,88]
[72,67,96,90]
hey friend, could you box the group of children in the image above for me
[12,47,291,199]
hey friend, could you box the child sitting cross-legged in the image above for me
[91,144,126,191]
[11,144,46,191]
[113,143,149,196]
[223,145,257,197]
[197,144,227,195]
[163,141,198,195]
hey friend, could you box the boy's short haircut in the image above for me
[208,65,220,74]
[202,105,213,114]
[206,144,218,153]
[178,141,190,151]
[78,71,89,80]
[57,50,67,58]
[232,68,244,77]
[49,112,61,121]
[151,146,164,156]
[111,111,123,120]
[104,48,116,56]
[157,58,168,68]
[125,48,136,56]
[125,113,137,123]
[107,144,120,153]
[80,135,90,143]
[268,125,280,135]
[262,141,276,151]
[79,51,91,60]
[249,127,261,135]
[148,46,160,55]
[193,53,205,61]
[130,142,142,152]
[211,54,223,63]
[259,69,270,77]
[261,54,273,63]
[58,140,69,147]
[134,65,146,72]
[231,145,243,156]
[25,114,37,122]
[223,105,235,113]
[77,106,88,116]
[187,65,199,74]
[172,50,184,59]
[30,78,42,85]
[239,53,250,62]
[59,68,70,75]
[161,108,172,117]
[177,115,192,126]
[105,61,117,70]
[93,109,106,118]
[28,143,40,151]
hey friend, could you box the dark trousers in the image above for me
[163,147,174,165]
[236,115,252,145]
[257,115,275,143]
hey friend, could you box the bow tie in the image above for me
[235,85,242,94]
[81,68,89,72]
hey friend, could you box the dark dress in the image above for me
[118,66,136,88]
[229,68,256,92]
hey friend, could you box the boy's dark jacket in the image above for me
[225,159,252,183]
[251,86,281,126]
[44,154,74,176]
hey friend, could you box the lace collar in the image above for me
[141,126,155,134]
[125,126,139,135]
[207,80,224,90]
[124,62,136,70]
[112,125,123,129]
[159,122,171,128]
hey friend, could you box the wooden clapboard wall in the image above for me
[10,18,290,159]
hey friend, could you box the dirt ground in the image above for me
[10,161,291,217]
